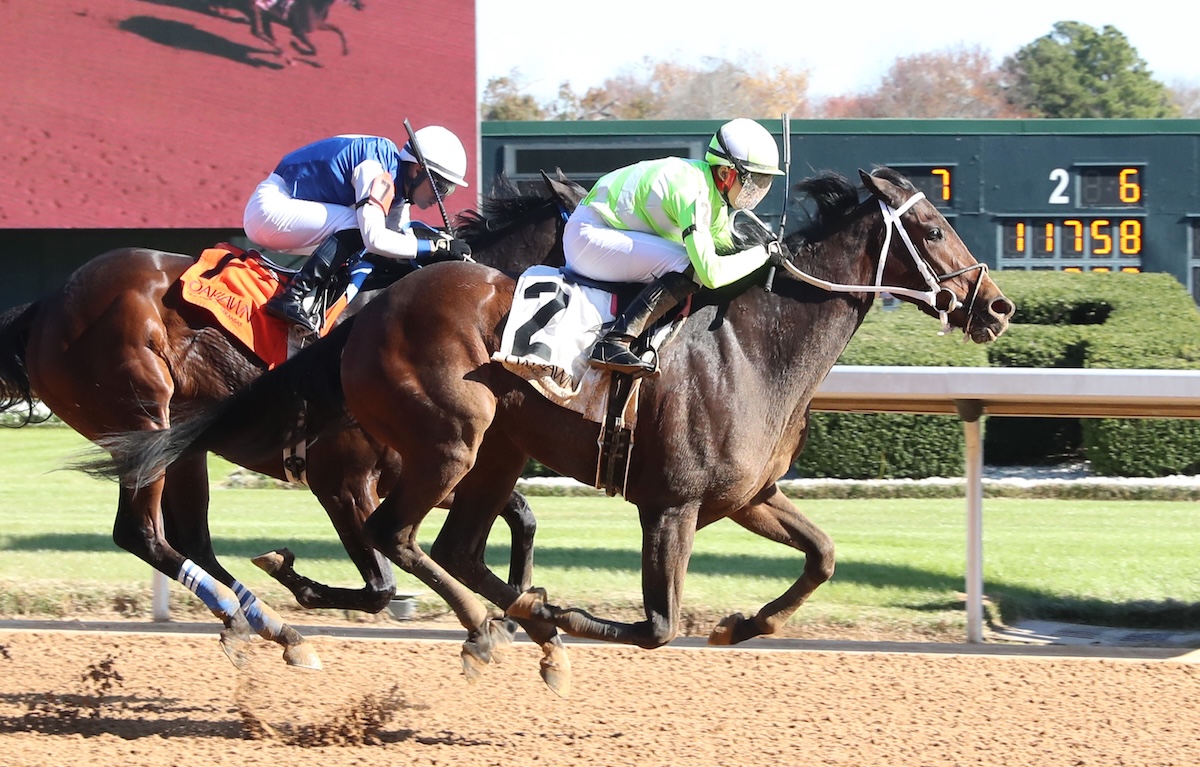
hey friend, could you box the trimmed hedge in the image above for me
[987,271,1200,477]
[793,301,987,479]
[794,270,1200,479]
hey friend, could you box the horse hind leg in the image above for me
[111,478,258,668]
[250,9,282,52]
[361,471,500,684]
[161,453,321,669]
[431,441,572,697]
[254,443,397,614]
[708,487,835,645]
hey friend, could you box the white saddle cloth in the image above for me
[494,266,677,428]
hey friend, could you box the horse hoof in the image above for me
[539,639,572,698]
[252,548,294,575]
[507,587,548,620]
[283,641,322,670]
[219,629,253,670]
[707,613,747,646]
[460,646,489,684]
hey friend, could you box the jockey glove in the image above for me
[416,235,473,266]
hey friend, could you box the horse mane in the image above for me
[788,171,865,245]
[454,174,557,245]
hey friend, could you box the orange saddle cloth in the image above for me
[178,244,290,369]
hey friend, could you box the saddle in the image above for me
[178,243,411,368]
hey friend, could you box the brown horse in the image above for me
[91,168,1014,692]
[0,173,584,673]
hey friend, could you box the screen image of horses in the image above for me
[2,0,476,230]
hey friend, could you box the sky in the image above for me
[477,0,1196,104]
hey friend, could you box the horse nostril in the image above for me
[991,298,1015,319]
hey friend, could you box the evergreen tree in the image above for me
[1003,22,1179,118]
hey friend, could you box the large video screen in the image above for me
[2,0,476,229]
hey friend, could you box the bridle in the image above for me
[780,191,988,335]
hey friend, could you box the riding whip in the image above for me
[764,113,790,294]
[403,118,455,234]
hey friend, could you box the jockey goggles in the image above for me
[731,171,773,210]
[428,171,457,198]
[712,127,774,210]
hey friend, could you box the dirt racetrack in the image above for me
[0,627,1197,766]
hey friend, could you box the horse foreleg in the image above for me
[707,486,835,645]
[509,502,700,653]
[316,21,349,55]
[485,489,550,661]
[288,24,318,56]
[161,454,321,669]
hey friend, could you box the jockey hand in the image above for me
[417,235,474,266]
[765,239,787,267]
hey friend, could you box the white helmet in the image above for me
[399,125,469,188]
[704,118,784,177]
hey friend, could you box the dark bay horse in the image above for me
[0,173,584,673]
[91,168,1014,692]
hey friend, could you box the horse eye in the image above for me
[927,228,944,242]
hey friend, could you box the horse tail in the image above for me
[0,301,42,425]
[79,316,357,488]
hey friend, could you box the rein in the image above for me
[780,192,988,334]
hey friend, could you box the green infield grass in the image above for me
[1,426,1196,638]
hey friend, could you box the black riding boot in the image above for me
[589,271,698,376]
[264,232,353,333]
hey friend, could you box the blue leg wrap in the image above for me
[178,559,241,617]
[232,580,288,639]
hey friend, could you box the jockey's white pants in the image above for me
[242,174,358,256]
[563,205,691,283]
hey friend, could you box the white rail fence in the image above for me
[812,366,1200,642]
[153,366,1200,642]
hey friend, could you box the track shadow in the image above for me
[133,0,242,22]
[118,15,283,69]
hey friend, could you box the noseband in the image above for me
[781,191,987,335]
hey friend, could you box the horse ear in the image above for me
[541,169,588,210]
[859,168,906,209]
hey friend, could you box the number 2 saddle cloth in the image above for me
[493,265,687,430]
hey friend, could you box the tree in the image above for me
[1168,82,1200,118]
[818,46,1027,118]
[481,71,545,121]
[486,56,812,121]
[585,56,810,120]
[1002,22,1179,118]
